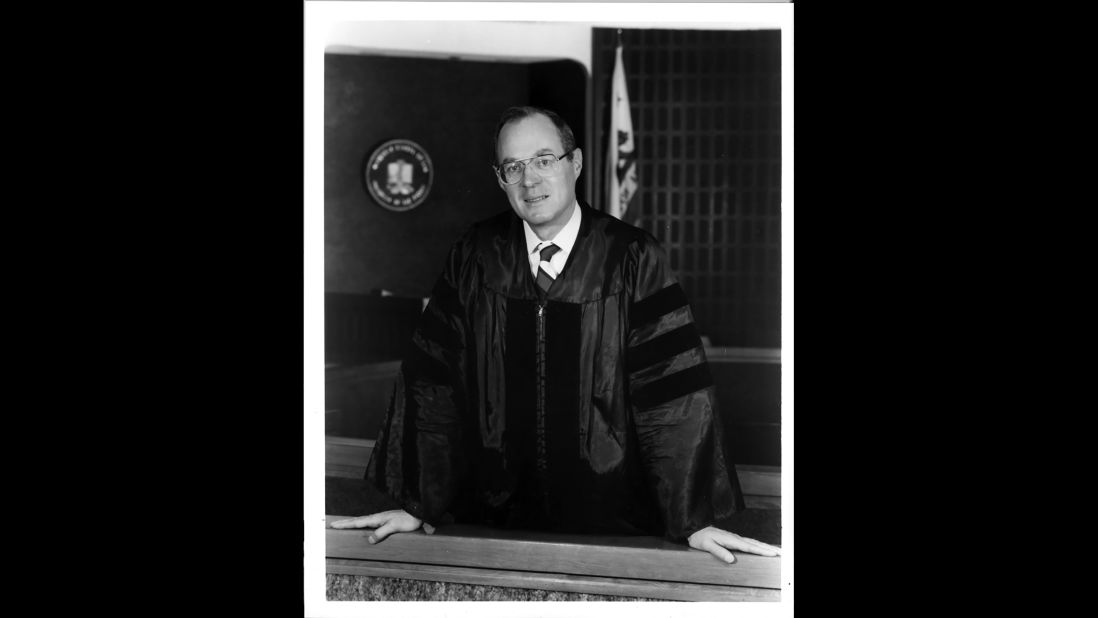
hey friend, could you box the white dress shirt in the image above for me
[522,201,581,279]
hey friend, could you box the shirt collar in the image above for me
[523,201,582,256]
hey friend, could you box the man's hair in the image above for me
[492,106,577,165]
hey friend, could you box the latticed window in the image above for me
[592,28,781,348]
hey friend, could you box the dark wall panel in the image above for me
[528,59,590,203]
[325,292,421,365]
[325,54,529,297]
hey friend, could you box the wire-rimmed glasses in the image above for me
[494,149,575,184]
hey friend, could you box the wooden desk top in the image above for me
[326,514,781,590]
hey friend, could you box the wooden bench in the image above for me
[325,435,782,601]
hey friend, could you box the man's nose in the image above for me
[521,163,542,186]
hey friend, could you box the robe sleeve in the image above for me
[364,234,473,527]
[625,235,746,542]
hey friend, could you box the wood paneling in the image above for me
[325,357,402,437]
[736,464,781,497]
[325,293,421,366]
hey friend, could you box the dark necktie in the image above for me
[535,243,561,293]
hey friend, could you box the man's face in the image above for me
[496,114,582,235]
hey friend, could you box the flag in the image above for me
[606,42,638,222]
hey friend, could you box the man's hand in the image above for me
[687,526,781,564]
[329,509,424,544]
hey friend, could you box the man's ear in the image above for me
[571,148,583,177]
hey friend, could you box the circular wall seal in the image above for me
[363,139,434,212]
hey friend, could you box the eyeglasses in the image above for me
[494,149,575,185]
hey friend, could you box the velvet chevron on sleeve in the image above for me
[625,243,746,541]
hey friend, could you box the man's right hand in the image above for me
[329,509,423,544]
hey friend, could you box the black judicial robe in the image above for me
[365,204,746,542]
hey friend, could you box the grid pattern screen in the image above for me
[592,28,781,348]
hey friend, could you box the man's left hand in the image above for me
[687,526,781,564]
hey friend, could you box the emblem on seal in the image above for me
[363,139,434,212]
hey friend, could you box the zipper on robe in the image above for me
[535,302,549,516]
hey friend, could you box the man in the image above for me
[331,106,779,564]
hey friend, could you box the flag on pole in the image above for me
[606,41,638,222]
